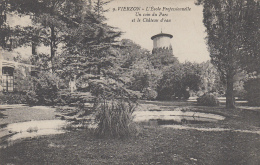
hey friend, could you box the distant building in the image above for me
[151,32,173,54]
[0,50,37,92]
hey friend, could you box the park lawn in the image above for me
[139,100,260,131]
[0,101,260,165]
[0,105,57,125]
[0,126,260,165]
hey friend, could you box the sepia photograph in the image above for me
[0,0,259,164]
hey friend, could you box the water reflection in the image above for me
[133,110,225,125]
[0,120,67,148]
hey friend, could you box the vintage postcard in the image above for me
[0,0,259,164]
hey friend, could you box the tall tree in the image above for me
[198,0,260,108]
[238,0,260,73]
[61,15,121,80]
[157,62,201,100]
[0,0,11,49]
[4,0,86,72]
[149,49,179,70]
[60,0,121,90]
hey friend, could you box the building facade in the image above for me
[0,50,37,92]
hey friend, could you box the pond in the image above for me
[133,110,225,126]
[0,120,67,148]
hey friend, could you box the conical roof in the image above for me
[151,33,173,40]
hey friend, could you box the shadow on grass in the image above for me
[0,111,7,119]
[0,123,8,128]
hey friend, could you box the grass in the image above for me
[0,111,6,118]
[0,105,57,125]
[0,127,259,165]
[0,100,260,164]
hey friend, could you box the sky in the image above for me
[104,0,210,62]
[6,0,210,63]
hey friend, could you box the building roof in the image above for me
[151,33,173,40]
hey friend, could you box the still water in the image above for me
[0,120,67,148]
[133,110,225,125]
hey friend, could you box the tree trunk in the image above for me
[50,25,56,73]
[226,72,235,109]
[32,42,37,56]
[31,41,37,65]
[97,64,101,79]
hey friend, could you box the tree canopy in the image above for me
[199,0,260,108]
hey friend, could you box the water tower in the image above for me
[151,32,173,54]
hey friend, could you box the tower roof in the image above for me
[151,33,173,40]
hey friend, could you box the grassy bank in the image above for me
[0,127,259,165]
[0,101,260,164]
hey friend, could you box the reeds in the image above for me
[94,98,138,138]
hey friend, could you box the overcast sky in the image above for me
[105,0,210,62]
[7,0,210,63]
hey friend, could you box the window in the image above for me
[2,67,14,92]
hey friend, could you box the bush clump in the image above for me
[26,91,39,106]
[94,98,137,138]
[197,93,219,106]
[26,71,61,106]
[142,87,158,100]
[0,92,27,104]
[58,91,94,106]
[244,78,260,106]
[89,77,141,138]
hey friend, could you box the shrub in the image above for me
[0,92,27,104]
[58,91,94,106]
[59,92,82,105]
[94,98,137,138]
[26,71,61,106]
[89,78,141,138]
[26,91,39,106]
[142,87,158,100]
[197,93,219,106]
[244,78,260,106]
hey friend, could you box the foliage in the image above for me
[233,71,249,98]
[0,0,11,49]
[58,91,94,106]
[88,76,140,138]
[114,39,163,100]
[130,70,150,92]
[149,48,179,69]
[200,0,260,108]
[199,61,249,98]
[4,0,89,72]
[29,53,50,71]
[13,65,33,92]
[89,77,141,101]
[238,1,260,73]
[142,87,158,100]
[199,61,225,95]
[26,90,39,106]
[26,71,63,106]
[60,15,121,81]
[244,78,260,106]
[52,0,138,138]
[157,62,201,100]
[197,93,220,106]
[117,39,150,69]
[94,98,138,138]
[0,92,27,104]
